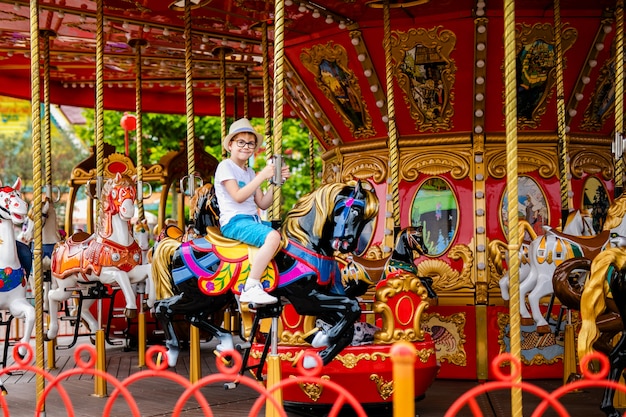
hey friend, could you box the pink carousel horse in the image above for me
[46,173,152,341]
[0,178,34,360]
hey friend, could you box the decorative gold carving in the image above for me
[581,58,614,131]
[486,148,557,179]
[300,42,375,139]
[514,23,577,129]
[416,244,475,291]
[497,312,564,366]
[292,375,330,402]
[373,273,429,343]
[391,26,456,132]
[341,150,389,183]
[279,315,317,345]
[487,239,508,289]
[401,148,471,181]
[570,149,614,181]
[370,374,394,401]
[422,312,467,366]
[475,282,488,305]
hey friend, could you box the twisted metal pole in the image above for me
[30,0,44,410]
[554,0,572,225]
[271,1,286,221]
[615,0,624,197]
[503,0,522,416]
[133,40,146,222]
[383,0,400,234]
[219,46,227,159]
[262,22,274,219]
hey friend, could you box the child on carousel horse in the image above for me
[214,117,291,305]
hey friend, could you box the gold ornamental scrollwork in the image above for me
[581,58,614,131]
[422,312,467,366]
[486,148,557,179]
[391,26,456,132]
[514,23,577,129]
[401,148,471,181]
[341,151,388,183]
[291,375,330,402]
[416,244,475,291]
[370,374,394,401]
[300,42,375,139]
[570,149,614,181]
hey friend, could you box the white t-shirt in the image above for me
[214,158,258,227]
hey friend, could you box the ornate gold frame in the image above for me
[391,26,456,132]
[514,23,577,129]
[300,42,375,139]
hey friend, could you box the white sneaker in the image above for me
[240,284,277,305]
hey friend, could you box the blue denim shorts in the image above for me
[221,214,274,247]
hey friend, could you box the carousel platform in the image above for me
[0,334,615,417]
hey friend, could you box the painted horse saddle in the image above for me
[52,233,142,280]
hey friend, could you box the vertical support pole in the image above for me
[391,341,415,417]
[262,22,274,220]
[29,0,44,412]
[265,316,282,417]
[94,329,107,397]
[503,1,522,416]
[615,0,625,198]
[271,0,286,222]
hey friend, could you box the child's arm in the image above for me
[222,162,274,204]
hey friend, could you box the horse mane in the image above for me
[603,192,626,231]
[189,183,214,224]
[97,174,135,238]
[282,180,378,246]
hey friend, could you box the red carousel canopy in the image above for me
[0,0,620,150]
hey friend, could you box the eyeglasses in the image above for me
[232,139,256,149]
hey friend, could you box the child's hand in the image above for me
[260,160,275,181]
[280,164,291,181]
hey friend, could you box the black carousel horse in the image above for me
[150,180,379,368]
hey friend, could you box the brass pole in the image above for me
[383,0,400,233]
[219,46,228,159]
[615,0,624,197]
[271,0,286,221]
[183,0,201,384]
[554,0,573,226]
[262,22,274,219]
[94,0,107,397]
[503,0,522,416]
[30,0,45,411]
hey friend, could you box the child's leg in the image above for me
[246,229,281,287]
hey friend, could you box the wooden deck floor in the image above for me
[0,331,618,417]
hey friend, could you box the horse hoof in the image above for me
[124,308,138,319]
[311,331,329,348]
[536,324,551,334]
[520,317,535,326]
[302,356,318,370]
[0,386,7,396]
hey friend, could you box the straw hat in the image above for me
[222,118,263,151]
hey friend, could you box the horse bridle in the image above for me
[334,182,366,238]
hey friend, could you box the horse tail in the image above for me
[151,238,180,300]
[578,248,624,359]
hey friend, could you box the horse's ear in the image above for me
[115,172,122,183]
[13,177,22,192]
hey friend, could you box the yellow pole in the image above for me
[29,0,44,411]
[615,0,625,198]
[271,0,286,221]
[265,316,282,417]
[391,341,416,417]
[503,0,522,416]
[93,329,107,397]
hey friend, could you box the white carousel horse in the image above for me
[46,173,152,340]
[0,178,35,360]
[19,195,62,311]
[499,209,600,333]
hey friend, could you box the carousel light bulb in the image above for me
[351,37,359,46]
[305,98,312,104]
[476,8,484,16]
[582,76,590,84]
[476,191,484,199]
[382,115,389,123]
[298,3,307,12]
[475,109,484,117]
[285,0,293,5]
[143,25,150,33]
[370,85,378,93]
[295,85,302,91]
[326,15,334,24]
[79,14,86,23]
[122,21,129,29]
[358,54,366,62]
[382,246,391,253]
[364,69,372,77]
[477,262,486,271]
[63,83,68,88]
[314,111,321,118]
[569,109,577,117]
[72,83,77,88]
[13,2,19,11]
[240,40,247,49]
[476,59,485,68]
[475,173,484,181]
[6,51,12,57]
[589,59,597,67]
[312,9,320,18]
[287,71,293,78]
[476,76,485,85]
[477,226,485,234]
[477,244,485,252]
[384,228,393,235]
[596,43,604,51]
[376,100,384,108]
[477,25,486,33]
[323,124,331,132]
[58,11,65,18]
[332,138,339,145]
[339,21,346,30]
[476,42,485,51]
[475,155,483,163]
[475,93,484,101]
[474,125,483,134]
[604,24,613,34]
[202,35,209,43]
[575,93,584,101]
[477,0,486,8]
[221,38,227,46]
[476,208,485,216]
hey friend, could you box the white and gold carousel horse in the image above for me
[46,173,152,341]
[0,178,34,361]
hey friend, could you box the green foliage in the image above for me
[74,110,322,219]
